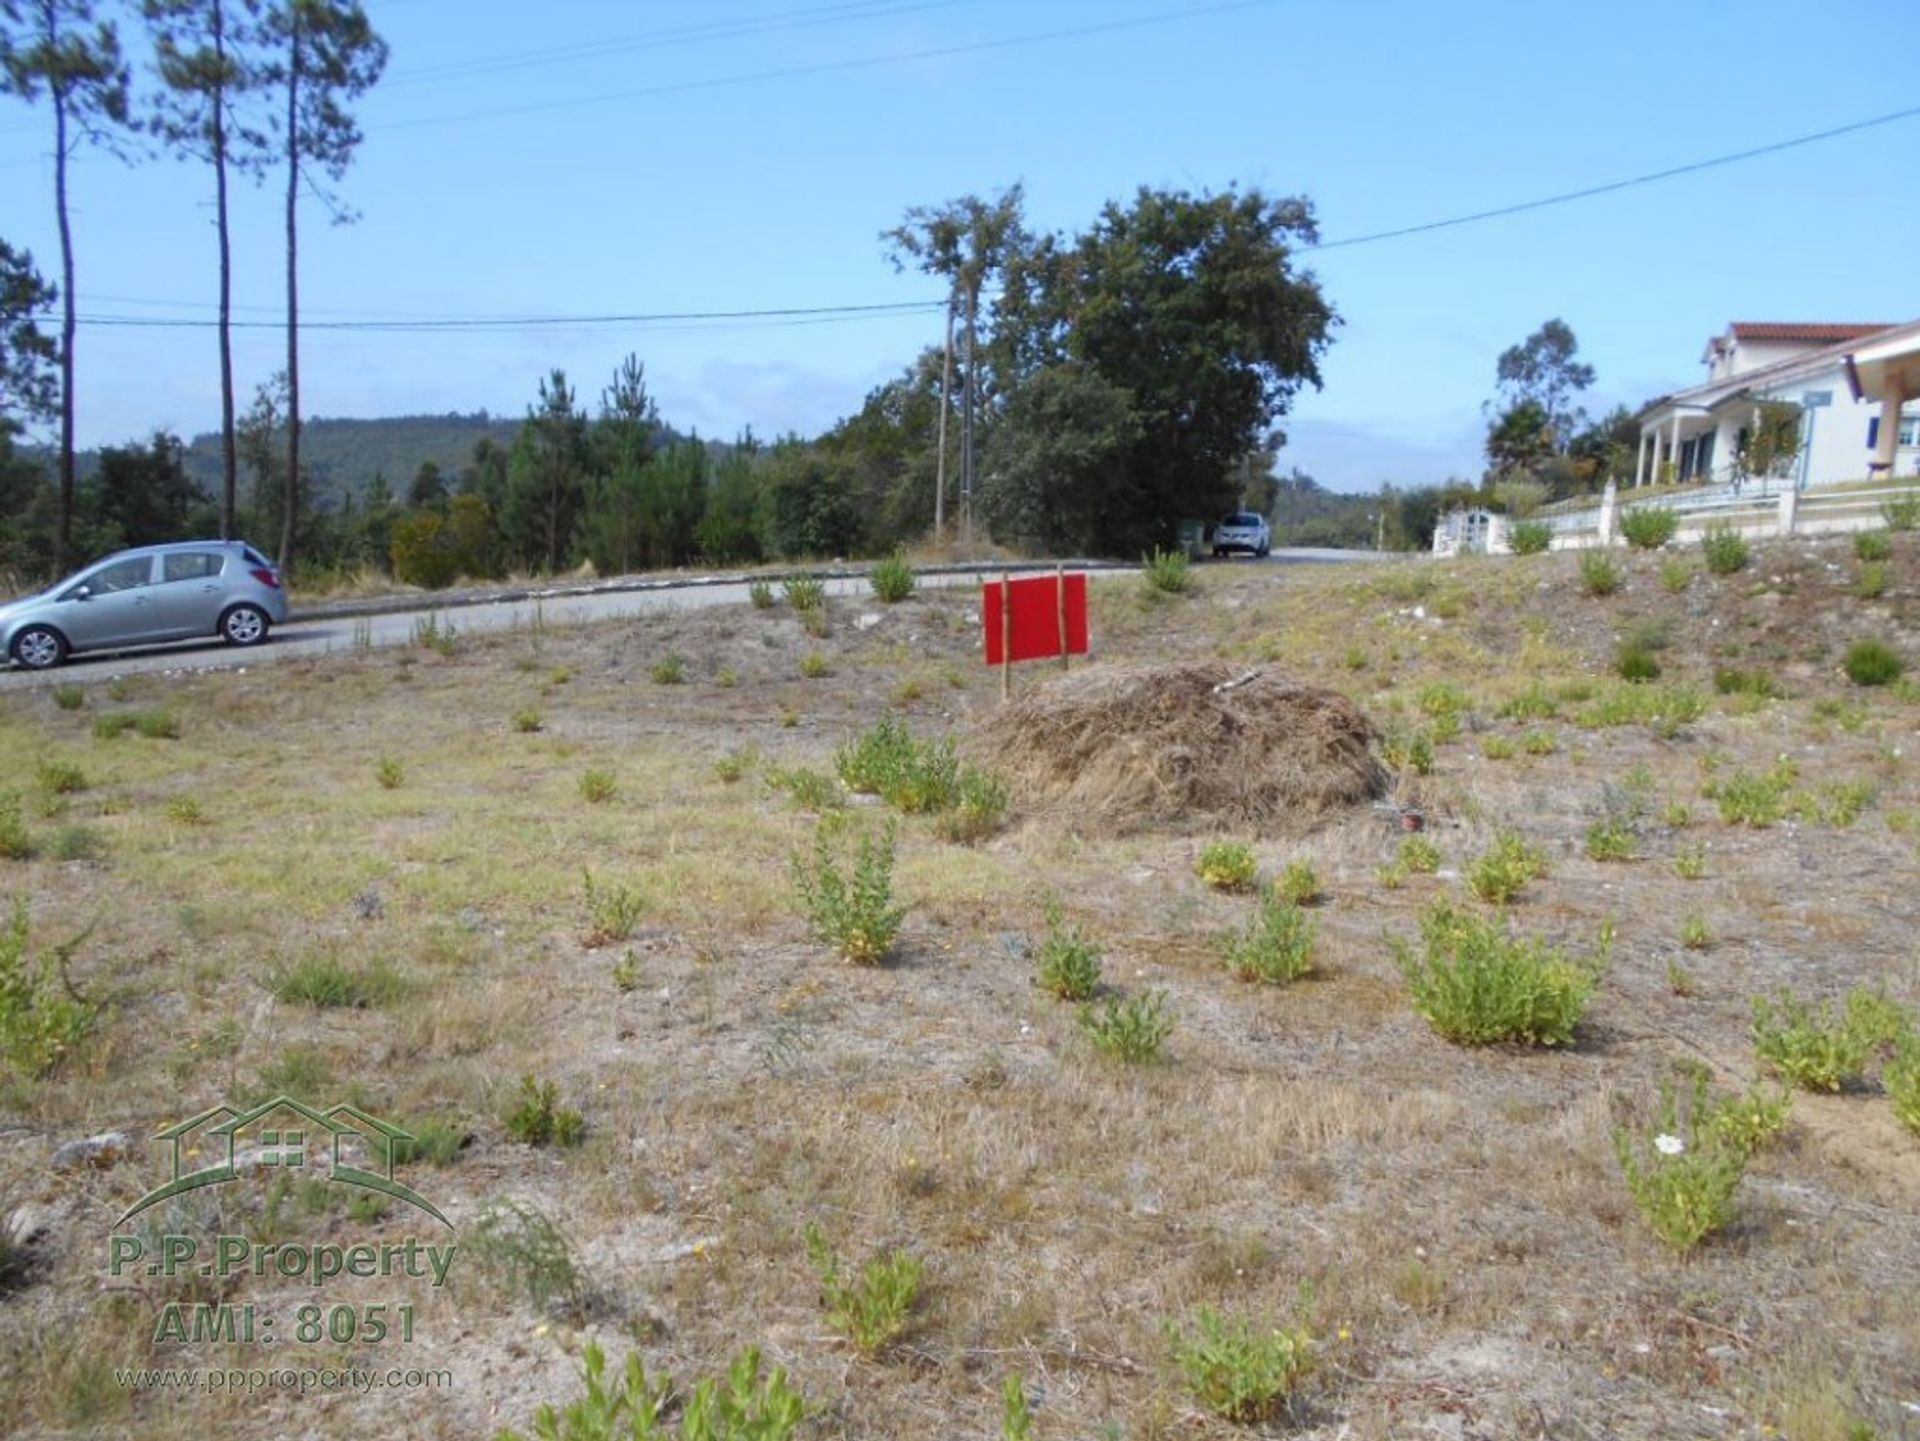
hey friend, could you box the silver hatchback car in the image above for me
[1,540,289,670]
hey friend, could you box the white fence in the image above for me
[1543,480,1920,550]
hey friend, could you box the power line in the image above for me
[30,299,947,332]
[373,0,1281,132]
[386,0,976,88]
[1312,103,1920,251]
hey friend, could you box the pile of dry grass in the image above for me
[970,662,1385,833]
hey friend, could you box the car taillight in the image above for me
[250,567,281,588]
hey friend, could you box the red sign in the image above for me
[984,572,1089,666]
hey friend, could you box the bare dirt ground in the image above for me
[1,535,1917,1440]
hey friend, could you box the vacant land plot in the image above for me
[1,534,1917,1440]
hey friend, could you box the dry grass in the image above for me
[0,536,1916,1439]
[971,661,1385,833]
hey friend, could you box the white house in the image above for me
[1634,320,1920,490]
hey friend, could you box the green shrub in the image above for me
[267,952,406,1009]
[1882,488,1920,531]
[498,1340,806,1441]
[1223,892,1315,985]
[1273,858,1321,906]
[93,709,177,740]
[748,579,775,609]
[579,768,617,804]
[1674,843,1707,880]
[804,1223,922,1356]
[783,575,825,612]
[1381,724,1435,776]
[1751,992,1873,1092]
[1197,840,1258,892]
[765,766,844,812]
[712,748,756,785]
[1858,560,1889,599]
[611,951,642,994]
[51,684,83,711]
[0,899,95,1077]
[1680,912,1711,950]
[791,822,905,965]
[1613,1077,1748,1252]
[1615,643,1661,683]
[49,825,105,861]
[1700,524,1749,574]
[1508,520,1551,555]
[1700,1085,1792,1157]
[1079,990,1174,1062]
[0,794,29,861]
[582,870,646,947]
[1481,734,1518,761]
[1713,667,1779,698]
[1523,728,1559,756]
[1843,638,1902,686]
[1854,529,1893,562]
[936,767,1010,844]
[1000,1376,1035,1441]
[510,708,543,734]
[1399,835,1441,873]
[36,760,86,795]
[649,654,686,685]
[1168,1295,1315,1424]
[1888,1042,1920,1136]
[504,1074,585,1148]
[1843,986,1913,1051]
[1660,558,1692,594]
[410,613,458,655]
[392,1116,469,1167]
[1397,904,1604,1046]
[1578,683,1705,735]
[1035,905,1102,1001]
[1579,550,1622,597]
[1584,821,1637,862]
[467,1197,583,1317]
[1142,547,1192,595]
[1466,831,1548,904]
[1712,763,1796,827]
[1620,507,1679,550]
[835,715,918,795]
[716,665,738,688]
[869,552,917,603]
[165,797,206,826]
[374,757,404,790]
[1497,685,1558,721]
[799,651,830,679]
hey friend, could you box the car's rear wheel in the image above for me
[219,604,270,647]
[11,625,68,670]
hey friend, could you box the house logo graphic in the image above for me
[116,1095,452,1229]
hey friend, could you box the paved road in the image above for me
[0,548,1388,688]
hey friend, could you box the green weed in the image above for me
[1142,547,1192,595]
[1466,832,1549,904]
[1197,840,1258,892]
[1579,550,1622,597]
[869,553,917,603]
[504,1075,586,1148]
[1035,905,1103,1001]
[1843,638,1902,686]
[1701,525,1750,575]
[582,870,646,947]
[1620,507,1678,549]
[1223,892,1315,985]
[579,768,618,804]
[791,822,905,965]
[1397,904,1605,1047]
[1079,990,1174,1062]
[1167,1294,1316,1424]
[804,1223,922,1355]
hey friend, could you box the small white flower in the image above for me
[1654,1133,1685,1156]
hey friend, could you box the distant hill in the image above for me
[180,412,525,507]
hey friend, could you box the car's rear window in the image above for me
[241,546,272,570]
[1224,513,1262,526]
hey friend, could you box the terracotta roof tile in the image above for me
[1729,322,1895,343]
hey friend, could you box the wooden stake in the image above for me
[1000,571,1012,704]
[1057,564,1069,672]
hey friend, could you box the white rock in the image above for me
[51,1131,133,1170]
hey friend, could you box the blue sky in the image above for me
[4,0,1918,490]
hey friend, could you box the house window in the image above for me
[1867,415,1920,449]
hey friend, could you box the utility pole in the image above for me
[933,295,953,541]
[961,283,977,553]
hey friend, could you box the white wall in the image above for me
[1740,363,1920,487]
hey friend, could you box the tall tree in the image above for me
[261,0,385,571]
[502,370,588,573]
[593,352,658,474]
[993,186,1336,554]
[143,0,269,541]
[1493,318,1594,452]
[884,184,1028,540]
[0,238,59,433]
[1,0,130,570]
